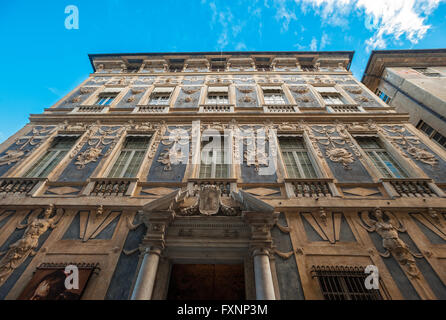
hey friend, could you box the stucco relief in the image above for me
[0,205,64,287]
[360,208,423,278]
[74,126,126,169]
[0,126,57,167]
[308,123,361,169]
[379,125,438,167]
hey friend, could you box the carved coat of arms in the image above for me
[198,186,220,215]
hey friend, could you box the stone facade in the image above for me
[0,51,446,300]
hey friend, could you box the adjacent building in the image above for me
[362,49,446,149]
[0,51,446,300]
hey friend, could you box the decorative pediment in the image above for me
[142,187,274,218]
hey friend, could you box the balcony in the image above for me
[71,105,108,113]
[381,178,444,198]
[199,104,234,113]
[326,104,364,113]
[285,178,338,198]
[263,104,299,113]
[85,178,139,197]
[0,178,46,196]
[135,104,169,113]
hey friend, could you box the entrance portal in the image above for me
[167,264,245,300]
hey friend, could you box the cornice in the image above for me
[28,113,410,125]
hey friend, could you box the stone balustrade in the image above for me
[285,179,337,198]
[263,104,299,113]
[0,178,46,195]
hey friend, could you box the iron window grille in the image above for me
[311,265,384,300]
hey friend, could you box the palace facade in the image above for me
[0,51,446,300]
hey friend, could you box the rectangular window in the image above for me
[417,120,435,137]
[356,137,408,178]
[96,94,116,106]
[376,89,391,104]
[263,88,286,104]
[279,136,317,178]
[311,266,383,300]
[24,136,79,178]
[321,94,344,105]
[199,135,230,178]
[207,93,229,104]
[413,67,442,77]
[108,136,151,178]
[149,93,171,105]
[417,120,446,149]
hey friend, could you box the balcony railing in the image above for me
[382,179,443,198]
[327,104,364,113]
[263,104,299,113]
[0,178,46,195]
[135,105,169,113]
[199,104,234,113]
[285,179,336,198]
[86,178,138,196]
[72,105,108,113]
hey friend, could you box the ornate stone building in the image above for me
[362,49,446,150]
[0,51,446,300]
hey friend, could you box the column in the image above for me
[131,247,162,300]
[253,249,276,300]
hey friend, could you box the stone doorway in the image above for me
[166,264,246,300]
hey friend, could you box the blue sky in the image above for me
[0,0,445,142]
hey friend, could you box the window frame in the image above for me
[198,133,232,179]
[355,136,409,179]
[278,135,320,179]
[262,88,286,105]
[23,135,80,178]
[206,93,229,105]
[106,135,152,178]
[95,94,117,106]
[149,92,171,105]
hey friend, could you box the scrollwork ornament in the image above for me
[380,125,438,166]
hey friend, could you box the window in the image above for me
[311,266,383,301]
[315,87,346,106]
[199,135,230,178]
[356,137,408,178]
[417,120,446,148]
[169,65,183,72]
[24,136,79,178]
[375,89,391,104]
[149,93,171,105]
[263,88,286,104]
[108,136,151,178]
[207,93,229,104]
[301,66,316,72]
[321,94,344,105]
[256,65,271,71]
[279,136,317,178]
[413,67,442,77]
[96,94,116,106]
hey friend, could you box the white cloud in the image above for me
[274,0,298,31]
[310,37,318,50]
[274,0,443,50]
[320,32,330,49]
[235,42,247,50]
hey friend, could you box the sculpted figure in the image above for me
[360,208,422,277]
[0,205,63,286]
